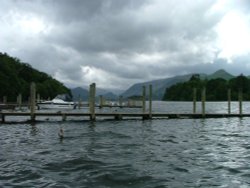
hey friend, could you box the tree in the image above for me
[0,52,71,102]
[162,74,250,101]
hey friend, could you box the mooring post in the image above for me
[239,89,243,116]
[114,113,122,120]
[228,88,231,114]
[149,84,152,119]
[202,87,206,118]
[89,84,92,118]
[3,96,7,104]
[193,88,197,114]
[119,96,123,108]
[30,82,36,121]
[88,84,92,113]
[17,93,22,110]
[89,83,96,120]
[142,85,146,113]
[78,95,82,109]
[37,93,40,103]
[1,114,5,123]
[99,95,103,108]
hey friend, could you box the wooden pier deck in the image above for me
[1,111,249,123]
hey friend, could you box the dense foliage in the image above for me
[0,52,71,102]
[163,74,250,101]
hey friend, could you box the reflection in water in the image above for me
[30,123,38,136]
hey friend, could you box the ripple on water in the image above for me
[1,113,250,187]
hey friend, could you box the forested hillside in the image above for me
[163,74,250,101]
[0,52,71,102]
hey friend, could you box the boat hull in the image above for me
[37,98,76,110]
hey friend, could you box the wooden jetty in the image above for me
[1,112,250,123]
[0,82,249,123]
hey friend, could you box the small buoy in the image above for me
[58,128,64,139]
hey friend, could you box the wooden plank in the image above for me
[1,111,250,123]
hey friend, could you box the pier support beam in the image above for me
[228,88,231,114]
[89,83,96,121]
[114,114,122,120]
[149,84,152,119]
[193,88,197,114]
[1,114,5,123]
[30,82,36,121]
[37,93,40,103]
[3,96,7,104]
[201,87,206,118]
[78,95,82,109]
[239,89,243,116]
[142,86,146,113]
[99,95,103,108]
[119,96,123,108]
[17,93,22,110]
[142,114,150,120]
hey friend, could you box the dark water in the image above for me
[1,102,250,187]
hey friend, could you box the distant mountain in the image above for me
[71,87,118,101]
[71,69,235,101]
[102,92,118,100]
[121,69,235,100]
[71,87,89,101]
[206,69,234,80]
[122,74,196,100]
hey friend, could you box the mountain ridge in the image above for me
[121,69,236,100]
[71,69,237,101]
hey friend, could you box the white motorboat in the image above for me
[37,98,76,110]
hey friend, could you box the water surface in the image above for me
[1,102,250,187]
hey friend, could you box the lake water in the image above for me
[1,101,250,187]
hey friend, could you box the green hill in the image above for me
[206,69,234,80]
[162,74,250,101]
[121,69,234,100]
[0,52,71,102]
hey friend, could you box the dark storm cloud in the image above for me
[1,0,250,89]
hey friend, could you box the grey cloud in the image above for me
[1,0,250,90]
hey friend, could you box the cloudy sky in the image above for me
[0,0,250,90]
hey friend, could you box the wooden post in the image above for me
[128,99,131,107]
[193,88,197,114]
[89,84,92,117]
[89,83,96,120]
[37,93,40,103]
[201,87,206,118]
[114,113,122,120]
[78,95,82,109]
[28,97,31,109]
[149,84,152,119]
[228,88,231,114]
[3,96,7,104]
[119,96,123,107]
[88,87,91,110]
[30,82,36,121]
[92,83,96,120]
[142,86,146,113]
[17,93,22,110]
[99,95,103,108]
[1,114,5,123]
[239,89,243,116]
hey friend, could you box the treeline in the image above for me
[0,52,71,102]
[163,74,250,101]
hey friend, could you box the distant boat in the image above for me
[37,98,76,110]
